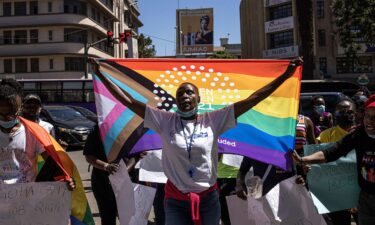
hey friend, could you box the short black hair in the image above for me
[310,95,324,106]
[335,97,355,109]
[178,82,200,95]
[0,79,23,114]
[200,15,210,23]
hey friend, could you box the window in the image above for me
[270,31,293,48]
[14,2,27,16]
[48,2,52,12]
[49,59,54,69]
[64,28,87,43]
[65,57,85,71]
[269,3,292,20]
[14,30,27,44]
[4,59,12,73]
[48,30,53,41]
[3,31,12,44]
[319,57,327,74]
[3,2,11,16]
[30,58,39,72]
[15,58,28,73]
[30,29,38,43]
[30,1,38,15]
[317,0,324,18]
[336,57,373,74]
[318,29,326,46]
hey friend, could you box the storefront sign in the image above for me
[263,45,299,59]
[265,16,294,33]
[264,0,291,7]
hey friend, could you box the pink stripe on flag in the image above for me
[99,103,126,141]
[94,79,119,102]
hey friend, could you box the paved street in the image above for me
[67,149,156,225]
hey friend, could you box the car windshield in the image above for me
[75,107,96,117]
[48,108,86,121]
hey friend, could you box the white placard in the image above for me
[139,150,167,183]
[129,184,157,225]
[109,160,135,225]
[227,177,327,225]
[0,182,71,225]
[222,154,244,168]
[265,16,294,33]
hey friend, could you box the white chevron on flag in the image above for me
[94,92,117,126]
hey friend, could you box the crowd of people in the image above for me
[0,58,374,225]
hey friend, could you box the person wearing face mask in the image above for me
[89,58,302,225]
[309,96,333,137]
[316,98,357,225]
[294,94,375,225]
[21,94,55,137]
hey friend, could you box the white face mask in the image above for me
[367,133,375,139]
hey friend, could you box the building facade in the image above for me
[0,0,142,80]
[240,0,374,84]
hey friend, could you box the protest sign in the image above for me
[227,177,326,225]
[138,150,167,183]
[222,154,244,168]
[0,182,71,225]
[109,160,135,225]
[129,184,156,225]
[304,144,360,213]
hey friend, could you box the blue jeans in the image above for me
[358,191,375,225]
[165,189,221,225]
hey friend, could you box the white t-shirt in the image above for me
[39,120,55,138]
[0,124,45,184]
[144,105,236,193]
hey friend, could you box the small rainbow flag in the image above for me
[94,59,301,170]
[20,118,95,225]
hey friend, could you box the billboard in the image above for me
[177,8,214,54]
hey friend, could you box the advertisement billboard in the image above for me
[177,8,214,54]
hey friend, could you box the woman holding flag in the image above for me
[90,58,301,225]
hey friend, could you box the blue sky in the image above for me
[138,0,241,56]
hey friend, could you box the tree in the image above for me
[296,0,314,79]
[332,0,375,57]
[209,50,235,59]
[137,34,156,58]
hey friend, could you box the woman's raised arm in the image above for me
[233,58,302,118]
[89,58,146,118]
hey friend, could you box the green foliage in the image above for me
[138,34,156,58]
[209,51,235,59]
[332,0,375,57]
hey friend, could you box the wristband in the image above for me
[104,163,109,171]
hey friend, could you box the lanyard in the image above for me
[180,118,198,160]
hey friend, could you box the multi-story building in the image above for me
[0,0,142,80]
[240,0,374,84]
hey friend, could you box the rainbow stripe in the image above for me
[94,59,301,170]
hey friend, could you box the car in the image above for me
[40,105,96,147]
[300,92,347,116]
[67,105,98,123]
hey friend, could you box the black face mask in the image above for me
[334,110,355,127]
[22,113,39,122]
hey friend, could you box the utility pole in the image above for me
[84,38,107,79]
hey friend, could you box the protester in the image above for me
[352,94,368,126]
[90,58,301,225]
[294,94,375,225]
[316,98,357,225]
[309,95,333,136]
[0,79,74,189]
[21,94,55,137]
[83,125,137,225]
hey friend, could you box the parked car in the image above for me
[67,105,98,123]
[300,92,347,116]
[40,105,96,147]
